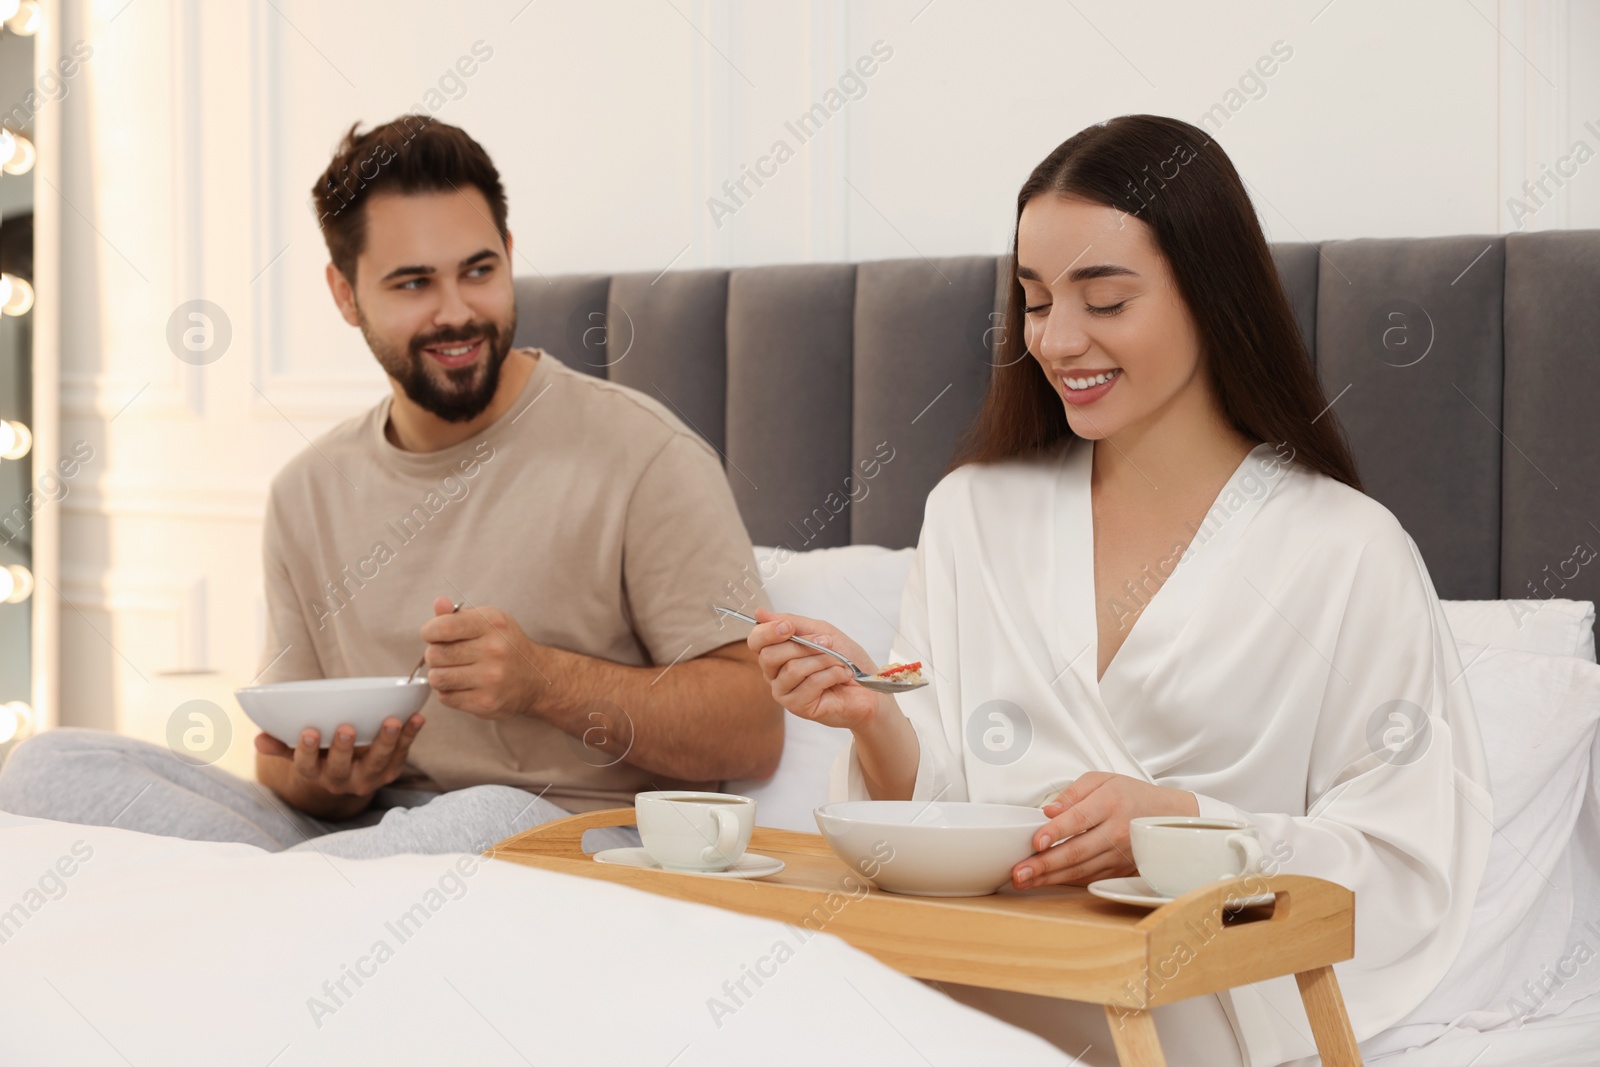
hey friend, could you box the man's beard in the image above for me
[360,309,518,423]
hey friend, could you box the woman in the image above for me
[747,115,1491,1066]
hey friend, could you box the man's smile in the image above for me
[422,336,487,369]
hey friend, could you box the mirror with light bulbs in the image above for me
[1,7,39,751]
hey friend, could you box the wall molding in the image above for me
[171,0,206,415]
[249,373,388,420]
[62,369,384,423]
[61,371,189,420]
[62,482,267,523]
[691,0,732,267]
[31,0,65,730]
[806,0,851,263]
[1497,0,1574,232]
[59,0,207,422]
[244,0,379,420]
[59,568,209,672]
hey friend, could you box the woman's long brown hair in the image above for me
[951,114,1363,492]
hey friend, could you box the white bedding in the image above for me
[0,812,1073,1066]
[5,812,1598,1066]
[1369,993,1600,1066]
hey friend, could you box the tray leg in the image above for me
[1104,1004,1167,1067]
[1294,965,1362,1066]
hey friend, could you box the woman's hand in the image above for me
[1012,772,1199,890]
[746,607,882,731]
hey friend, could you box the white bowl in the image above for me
[234,677,430,747]
[814,800,1049,897]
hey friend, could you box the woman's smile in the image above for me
[1058,366,1121,406]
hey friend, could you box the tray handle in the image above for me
[1127,873,1356,1009]
[487,806,638,860]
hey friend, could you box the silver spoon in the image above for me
[714,605,929,694]
[407,601,462,682]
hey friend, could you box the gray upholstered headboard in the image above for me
[513,231,1600,605]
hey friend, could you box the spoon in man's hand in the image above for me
[408,601,462,682]
[714,606,929,694]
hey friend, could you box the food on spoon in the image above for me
[869,661,923,685]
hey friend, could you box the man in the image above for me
[0,116,781,857]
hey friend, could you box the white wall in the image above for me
[42,0,1600,732]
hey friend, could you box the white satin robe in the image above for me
[830,437,1492,1067]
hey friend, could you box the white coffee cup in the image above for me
[634,791,757,872]
[1129,816,1265,898]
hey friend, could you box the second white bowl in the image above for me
[814,800,1049,897]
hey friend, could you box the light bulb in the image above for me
[0,567,11,603]
[1,132,33,176]
[0,129,13,169]
[6,0,40,35]
[0,701,32,744]
[0,420,29,460]
[3,564,31,604]
[0,273,33,316]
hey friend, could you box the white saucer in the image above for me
[1086,876,1276,909]
[592,847,785,879]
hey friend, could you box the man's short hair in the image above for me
[309,115,508,284]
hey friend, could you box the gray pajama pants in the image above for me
[0,728,641,858]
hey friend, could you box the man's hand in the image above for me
[254,713,425,821]
[421,595,543,720]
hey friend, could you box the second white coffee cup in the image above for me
[1130,816,1264,898]
[635,791,757,872]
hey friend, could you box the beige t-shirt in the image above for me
[259,349,773,812]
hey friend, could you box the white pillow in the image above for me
[1383,642,1600,1043]
[748,543,915,663]
[1569,720,1600,1004]
[1442,598,1596,662]
[725,545,914,832]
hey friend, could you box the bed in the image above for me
[4,233,1599,1064]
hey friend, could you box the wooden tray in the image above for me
[490,808,1362,1066]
